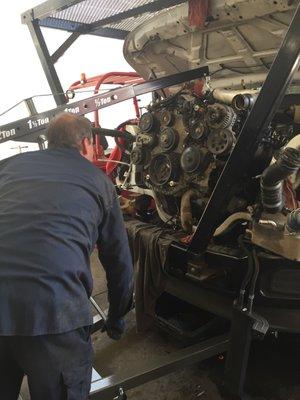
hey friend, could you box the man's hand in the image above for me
[102,318,125,340]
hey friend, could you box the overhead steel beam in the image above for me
[87,0,187,32]
[37,16,83,32]
[0,66,208,145]
[21,0,82,22]
[26,19,67,106]
[90,27,129,40]
[51,32,81,64]
[188,3,300,253]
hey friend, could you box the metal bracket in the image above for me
[113,387,127,400]
[51,32,81,64]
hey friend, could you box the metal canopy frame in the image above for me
[21,0,187,105]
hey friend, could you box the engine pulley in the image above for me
[159,128,179,152]
[160,109,173,126]
[206,103,236,129]
[190,121,207,140]
[207,129,235,155]
[149,153,179,186]
[139,112,155,132]
[181,146,212,174]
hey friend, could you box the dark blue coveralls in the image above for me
[0,148,133,400]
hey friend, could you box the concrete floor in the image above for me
[21,251,300,400]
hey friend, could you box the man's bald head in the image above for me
[47,113,93,151]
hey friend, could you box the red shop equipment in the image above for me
[68,72,143,174]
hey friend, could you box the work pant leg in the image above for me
[0,336,24,400]
[11,327,93,400]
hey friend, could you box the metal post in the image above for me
[25,18,67,106]
[36,135,47,150]
[188,3,300,253]
[24,98,37,116]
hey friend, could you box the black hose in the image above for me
[237,236,253,310]
[261,147,300,213]
[247,249,260,313]
[286,208,300,234]
[92,127,134,141]
[232,93,300,111]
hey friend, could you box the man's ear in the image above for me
[81,137,89,155]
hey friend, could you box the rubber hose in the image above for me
[261,147,300,213]
[180,189,198,233]
[286,208,300,234]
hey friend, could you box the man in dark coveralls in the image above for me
[0,113,133,400]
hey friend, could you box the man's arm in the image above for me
[97,192,133,338]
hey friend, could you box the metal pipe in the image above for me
[257,220,278,228]
[212,88,259,105]
[232,93,259,111]
[213,212,251,237]
[90,297,107,323]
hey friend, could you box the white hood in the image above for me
[123,0,299,88]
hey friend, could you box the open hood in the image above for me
[123,0,299,88]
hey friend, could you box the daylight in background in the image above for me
[0,1,146,159]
